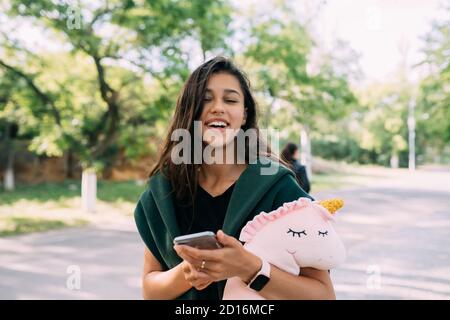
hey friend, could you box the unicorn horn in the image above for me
[318,198,344,214]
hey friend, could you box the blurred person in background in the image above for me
[281,142,311,193]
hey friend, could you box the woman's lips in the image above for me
[205,122,229,132]
[205,119,229,128]
[206,126,228,132]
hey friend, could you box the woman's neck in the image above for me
[200,163,241,180]
[199,162,247,195]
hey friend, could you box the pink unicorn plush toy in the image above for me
[223,197,346,300]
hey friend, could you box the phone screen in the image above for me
[174,232,222,250]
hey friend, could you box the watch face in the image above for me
[249,274,270,291]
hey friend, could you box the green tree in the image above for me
[357,82,411,167]
[2,0,234,173]
[242,13,357,174]
[416,6,450,162]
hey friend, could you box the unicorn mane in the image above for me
[240,197,314,243]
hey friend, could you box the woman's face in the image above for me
[199,72,247,147]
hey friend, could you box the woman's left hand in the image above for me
[173,230,261,283]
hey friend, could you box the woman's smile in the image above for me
[204,118,230,132]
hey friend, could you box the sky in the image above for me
[313,0,445,84]
[1,0,446,87]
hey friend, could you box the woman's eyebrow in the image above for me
[205,88,241,97]
[224,89,241,96]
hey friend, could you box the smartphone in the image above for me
[173,231,222,250]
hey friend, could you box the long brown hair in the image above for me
[149,56,284,205]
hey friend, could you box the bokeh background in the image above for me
[0,0,449,299]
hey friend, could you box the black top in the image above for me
[291,160,311,193]
[174,183,235,300]
[176,183,235,235]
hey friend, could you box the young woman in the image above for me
[134,56,336,300]
[281,142,311,193]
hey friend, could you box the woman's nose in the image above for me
[209,99,225,114]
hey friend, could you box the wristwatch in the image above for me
[248,259,271,291]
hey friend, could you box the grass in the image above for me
[311,172,357,192]
[0,180,147,205]
[97,180,147,203]
[0,180,147,237]
[0,216,88,237]
[310,171,385,192]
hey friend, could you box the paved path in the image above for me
[317,167,450,299]
[0,223,142,299]
[1,167,449,299]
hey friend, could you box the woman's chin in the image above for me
[203,138,228,148]
[203,128,238,148]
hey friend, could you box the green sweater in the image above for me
[134,158,313,300]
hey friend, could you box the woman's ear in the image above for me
[242,108,247,126]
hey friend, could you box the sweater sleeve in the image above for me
[272,173,314,210]
[134,190,165,266]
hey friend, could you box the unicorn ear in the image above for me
[318,198,344,215]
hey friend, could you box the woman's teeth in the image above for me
[208,121,227,128]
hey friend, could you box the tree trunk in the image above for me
[90,56,120,159]
[3,122,15,191]
[65,149,75,179]
[408,98,416,171]
[4,148,15,191]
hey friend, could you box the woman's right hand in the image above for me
[180,260,213,290]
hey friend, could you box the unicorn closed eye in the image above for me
[223,197,346,300]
